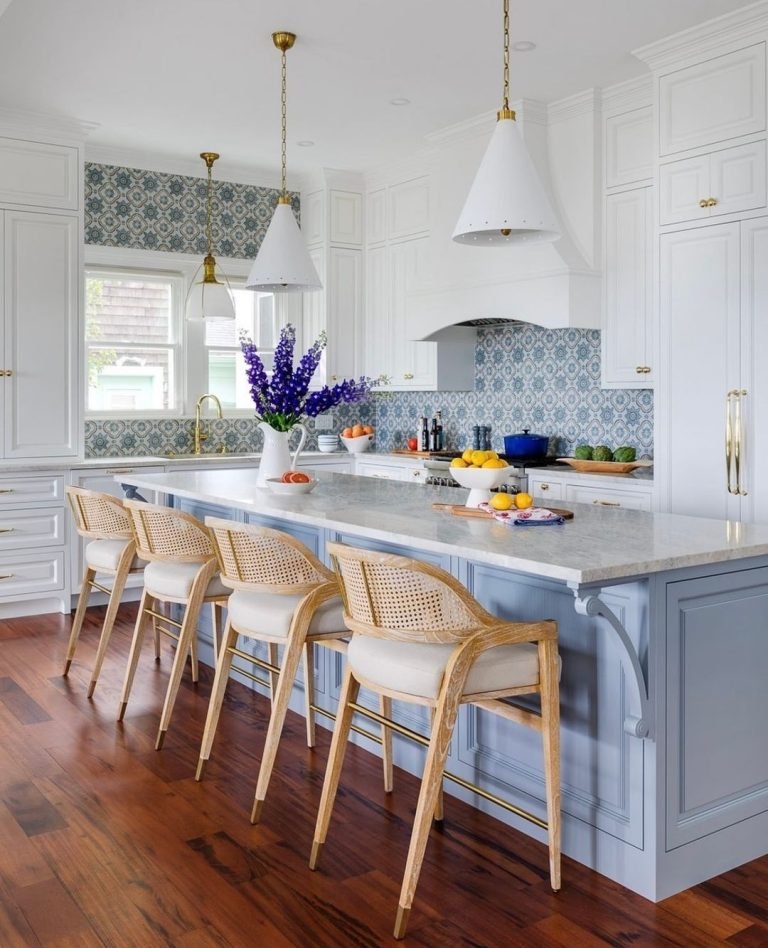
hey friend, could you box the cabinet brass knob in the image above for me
[707,197,718,207]
[403,373,414,380]
[635,366,644,373]
[699,198,709,208]
[330,375,339,381]
[540,484,549,491]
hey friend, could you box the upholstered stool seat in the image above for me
[196,517,393,825]
[64,487,147,697]
[310,542,562,940]
[119,500,230,750]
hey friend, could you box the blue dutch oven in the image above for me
[503,429,549,458]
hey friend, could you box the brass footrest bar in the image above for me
[229,645,280,675]
[310,702,384,746]
[87,579,114,596]
[145,608,183,629]
[229,664,272,691]
[346,701,548,832]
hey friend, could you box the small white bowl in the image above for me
[265,477,317,495]
[340,434,374,454]
[448,464,512,507]
[317,435,339,453]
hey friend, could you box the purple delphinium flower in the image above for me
[240,324,373,432]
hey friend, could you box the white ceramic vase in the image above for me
[256,420,308,488]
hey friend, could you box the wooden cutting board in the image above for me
[432,503,574,520]
[391,449,462,458]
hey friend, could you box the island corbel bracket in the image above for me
[571,589,653,741]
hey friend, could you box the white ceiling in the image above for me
[0,0,758,183]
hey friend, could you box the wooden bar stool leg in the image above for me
[303,642,316,748]
[155,571,210,750]
[309,668,360,870]
[267,642,279,706]
[196,619,238,780]
[152,604,162,662]
[118,589,153,720]
[189,621,200,684]
[250,632,309,824]
[88,552,134,698]
[539,638,562,891]
[380,695,394,794]
[430,705,444,821]
[210,602,224,667]
[394,679,464,940]
[64,566,95,675]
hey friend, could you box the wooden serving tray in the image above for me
[432,503,574,520]
[557,458,652,474]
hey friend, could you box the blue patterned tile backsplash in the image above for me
[85,162,297,259]
[84,326,652,459]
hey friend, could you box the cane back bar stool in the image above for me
[119,500,230,749]
[197,517,392,824]
[64,486,146,697]
[311,541,561,940]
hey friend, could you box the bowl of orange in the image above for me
[340,423,375,454]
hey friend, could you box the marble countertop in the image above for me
[116,467,764,585]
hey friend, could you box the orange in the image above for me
[514,492,533,509]
[362,425,374,435]
[341,427,353,438]
[351,424,365,438]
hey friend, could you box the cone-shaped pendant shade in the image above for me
[246,202,321,292]
[453,117,560,245]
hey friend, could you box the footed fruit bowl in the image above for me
[449,465,512,507]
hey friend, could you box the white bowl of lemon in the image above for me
[449,450,512,507]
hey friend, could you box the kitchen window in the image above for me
[85,249,281,417]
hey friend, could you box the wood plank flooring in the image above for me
[0,605,767,946]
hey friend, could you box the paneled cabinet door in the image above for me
[602,187,653,387]
[659,222,741,519]
[659,140,766,226]
[388,237,436,390]
[325,247,361,383]
[3,210,79,458]
[363,244,391,383]
[658,43,766,156]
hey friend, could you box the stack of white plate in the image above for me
[317,434,339,453]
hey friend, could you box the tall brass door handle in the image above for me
[726,389,738,495]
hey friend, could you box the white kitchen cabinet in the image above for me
[388,237,437,389]
[602,186,653,387]
[2,210,80,458]
[301,176,363,385]
[658,44,766,157]
[605,107,653,189]
[388,177,430,240]
[0,137,79,210]
[366,188,386,245]
[355,454,427,484]
[527,470,653,510]
[0,471,68,616]
[659,140,767,226]
[658,217,768,522]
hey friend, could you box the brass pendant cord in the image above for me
[502,0,510,111]
[205,159,214,257]
[281,44,287,198]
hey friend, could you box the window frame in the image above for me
[84,246,278,418]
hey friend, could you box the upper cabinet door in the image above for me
[0,138,79,210]
[658,44,766,157]
[388,177,430,241]
[605,107,653,189]
[301,190,325,247]
[4,211,80,458]
[659,141,767,225]
[329,191,362,246]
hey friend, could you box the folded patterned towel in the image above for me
[480,504,566,526]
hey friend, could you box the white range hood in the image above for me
[407,96,603,339]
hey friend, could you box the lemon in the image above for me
[450,458,468,468]
[490,492,514,511]
[462,449,474,463]
[514,492,533,509]
[482,458,507,469]
[471,450,487,466]
[486,450,499,460]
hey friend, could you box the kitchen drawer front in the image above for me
[0,550,65,598]
[528,477,564,501]
[0,506,65,550]
[0,473,65,506]
[565,484,652,511]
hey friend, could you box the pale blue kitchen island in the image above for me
[119,467,768,902]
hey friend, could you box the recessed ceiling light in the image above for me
[512,40,536,52]
[296,140,315,147]
[390,97,411,106]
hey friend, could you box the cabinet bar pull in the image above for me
[0,528,15,533]
[0,488,14,494]
[593,499,621,507]
[736,389,748,496]
[403,373,414,380]
[726,389,738,495]
[105,468,135,474]
[0,574,15,581]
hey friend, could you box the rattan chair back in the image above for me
[206,516,335,595]
[124,499,215,563]
[326,541,497,644]
[65,486,133,541]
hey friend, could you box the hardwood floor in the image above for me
[1,605,767,947]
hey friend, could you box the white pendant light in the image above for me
[247,31,321,293]
[186,152,236,320]
[453,0,560,246]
